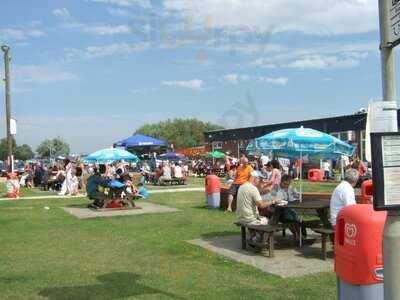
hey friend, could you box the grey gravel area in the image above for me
[62,202,180,219]
[188,234,333,278]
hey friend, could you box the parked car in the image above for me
[14,160,25,175]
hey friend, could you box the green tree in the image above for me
[134,118,223,149]
[36,137,70,158]
[14,144,35,161]
[0,138,17,161]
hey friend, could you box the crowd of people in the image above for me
[147,161,189,185]
[4,159,149,203]
[216,152,371,243]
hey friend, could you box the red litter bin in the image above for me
[308,169,322,182]
[360,180,373,204]
[205,174,220,208]
[335,204,386,300]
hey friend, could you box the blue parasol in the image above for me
[247,127,354,201]
[247,127,354,159]
[84,148,139,164]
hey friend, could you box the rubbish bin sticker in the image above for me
[344,223,357,246]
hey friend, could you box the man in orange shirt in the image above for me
[226,155,253,212]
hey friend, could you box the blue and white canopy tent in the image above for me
[114,134,166,148]
[84,148,139,164]
[158,152,185,161]
[247,127,354,200]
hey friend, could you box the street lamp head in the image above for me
[1,45,10,52]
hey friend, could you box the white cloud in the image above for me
[83,25,131,35]
[223,74,239,84]
[0,28,46,41]
[222,73,251,84]
[257,76,288,86]
[240,75,250,81]
[65,42,150,60]
[287,55,359,69]
[91,0,152,8]
[162,79,204,90]
[13,65,80,83]
[164,0,377,35]
[131,87,157,94]
[107,8,132,17]
[52,8,71,19]
[251,42,374,69]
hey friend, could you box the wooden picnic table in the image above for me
[283,199,331,228]
[263,199,331,229]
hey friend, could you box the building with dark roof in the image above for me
[204,110,400,161]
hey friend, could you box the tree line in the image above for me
[134,118,223,149]
[0,137,70,161]
[0,118,222,161]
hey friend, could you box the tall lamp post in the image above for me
[1,45,12,173]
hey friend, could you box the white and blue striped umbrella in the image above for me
[84,148,139,164]
[247,127,354,159]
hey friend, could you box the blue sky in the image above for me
[0,0,396,153]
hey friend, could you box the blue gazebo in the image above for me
[114,134,166,148]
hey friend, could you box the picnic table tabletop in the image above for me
[272,199,331,228]
[284,199,330,210]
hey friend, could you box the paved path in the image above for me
[63,202,180,219]
[189,234,333,278]
[0,187,204,202]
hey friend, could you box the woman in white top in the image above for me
[173,163,183,178]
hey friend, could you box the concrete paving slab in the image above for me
[62,202,180,219]
[188,234,333,278]
[0,188,203,202]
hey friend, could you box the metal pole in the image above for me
[299,150,302,202]
[378,1,400,299]
[1,45,12,173]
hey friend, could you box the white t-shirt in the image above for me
[323,162,330,172]
[236,182,263,224]
[330,181,356,226]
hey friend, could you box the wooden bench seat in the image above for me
[312,227,335,260]
[234,222,285,257]
[160,178,186,185]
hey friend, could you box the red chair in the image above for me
[360,180,373,204]
[308,169,322,182]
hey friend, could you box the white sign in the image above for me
[10,118,17,135]
[382,136,400,206]
[369,101,398,133]
[390,0,400,45]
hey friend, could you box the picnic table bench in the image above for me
[311,227,335,260]
[159,177,186,186]
[282,200,334,259]
[234,221,299,257]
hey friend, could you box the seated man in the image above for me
[330,168,359,228]
[236,170,278,226]
[86,164,112,208]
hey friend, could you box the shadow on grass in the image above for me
[191,205,224,211]
[38,272,186,300]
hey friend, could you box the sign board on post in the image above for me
[371,132,400,210]
[10,118,17,135]
[390,0,400,46]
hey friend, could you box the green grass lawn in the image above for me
[0,189,336,300]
